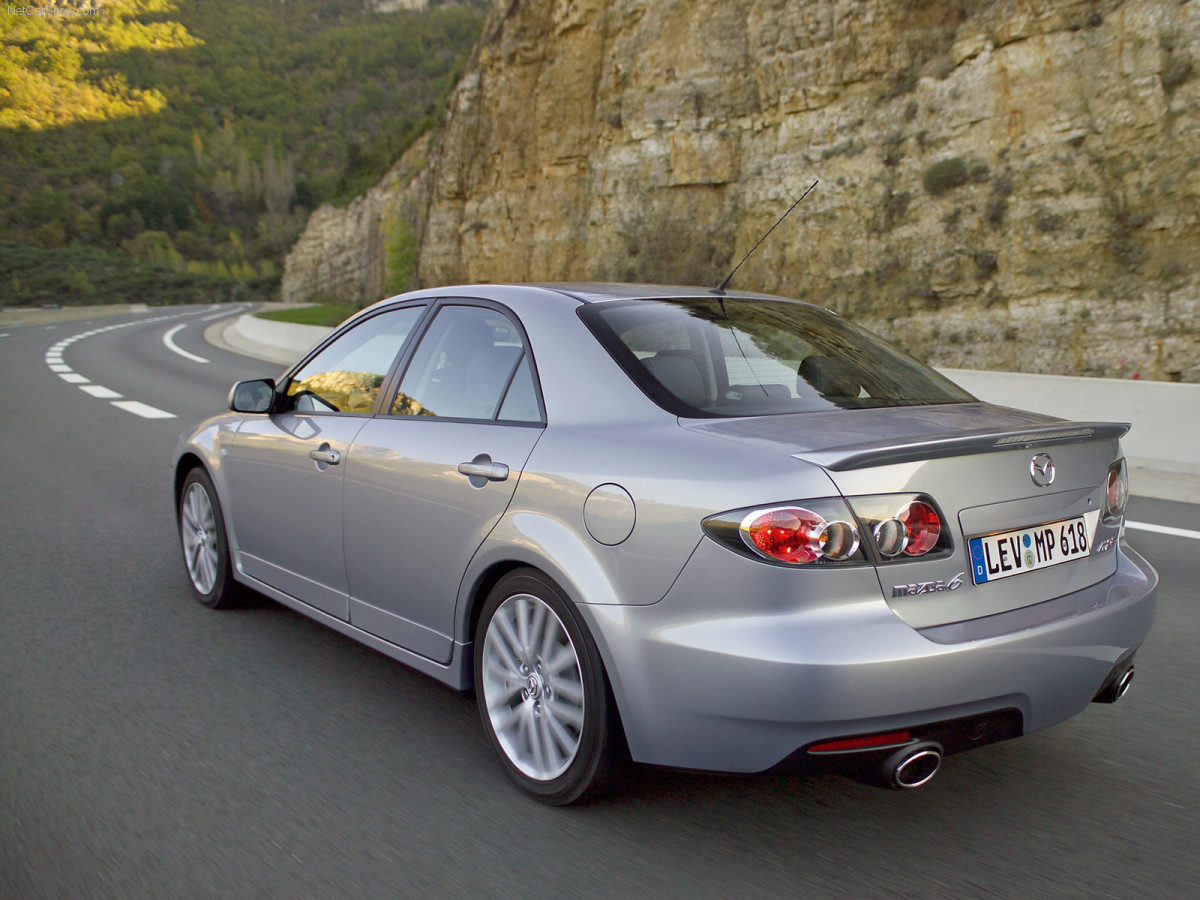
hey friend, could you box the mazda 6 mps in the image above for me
[173,284,1157,803]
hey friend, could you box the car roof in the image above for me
[378,282,819,308]
[523,283,793,304]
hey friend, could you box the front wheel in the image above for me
[178,468,240,609]
[474,569,624,805]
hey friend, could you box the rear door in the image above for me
[342,302,545,662]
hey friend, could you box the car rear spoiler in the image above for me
[796,422,1131,472]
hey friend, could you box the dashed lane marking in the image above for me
[44,311,202,420]
[112,400,176,419]
[1126,521,1200,541]
[80,385,123,399]
[201,303,247,322]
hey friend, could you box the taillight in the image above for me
[701,499,867,566]
[703,494,951,566]
[899,500,941,556]
[1104,458,1128,524]
[739,507,860,565]
[848,493,954,561]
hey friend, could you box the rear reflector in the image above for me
[808,731,913,754]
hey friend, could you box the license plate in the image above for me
[968,514,1095,585]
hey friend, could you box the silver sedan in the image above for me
[173,284,1157,804]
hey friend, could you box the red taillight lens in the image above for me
[1104,458,1128,523]
[900,500,941,556]
[744,508,826,564]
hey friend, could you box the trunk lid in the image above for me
[682,403,1128,628]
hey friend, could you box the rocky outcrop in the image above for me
[288,0,1200,382]
[281,134,433,304]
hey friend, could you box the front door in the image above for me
[223,304,427,618]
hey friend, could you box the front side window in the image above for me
[391,305,542,423]
[580,298,975,417]
[287,306,424,413]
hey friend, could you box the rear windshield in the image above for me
[580,297,975,417]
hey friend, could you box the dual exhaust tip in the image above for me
[841,667,1134,791]
[881,664,1135,787]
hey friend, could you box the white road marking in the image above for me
[162,323,210,364]
[112,400,175,419]
[1126,521,1200,541]
[201,304,247,322]
[0,333,10,338]
[80,385,123,399]
[44,311,194,420]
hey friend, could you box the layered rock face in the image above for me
[287,0,1200,381]
[283,134,433,306]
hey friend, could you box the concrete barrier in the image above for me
[939,368,1199,476]
[232,314,333,367]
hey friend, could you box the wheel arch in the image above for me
[457,513,626,648]
[456,521,633,748]
[173,452,208,514]
[463,560,529,650]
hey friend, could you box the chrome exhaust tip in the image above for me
[883,742,943,790]
[1093,665,1135,703]
[1114,665,1134,700]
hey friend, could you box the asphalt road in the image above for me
[1,306,1197,900]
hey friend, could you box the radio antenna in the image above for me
[712,179,818,296]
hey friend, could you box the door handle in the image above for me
[309,446,341,466]
[458,455,509,484]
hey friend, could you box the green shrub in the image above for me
[384,217,419,295]
[257,303,358,327]
[922,158,970,196]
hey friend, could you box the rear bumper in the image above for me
[579,538,1158,773]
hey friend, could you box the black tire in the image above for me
[474,568,625,805]
[178,468,240,609]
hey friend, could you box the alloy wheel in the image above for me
[480,592,586,781]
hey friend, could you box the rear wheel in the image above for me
[475,569,624,805]
[178,468,240,609]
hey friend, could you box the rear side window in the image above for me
[390,305,543,423]
[580,298,974,417]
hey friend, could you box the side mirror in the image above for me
[229,378,277,413]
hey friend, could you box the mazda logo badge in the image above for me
[1030,453,1055,488]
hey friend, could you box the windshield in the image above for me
[580,297,975,417]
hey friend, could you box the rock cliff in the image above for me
[284,0,1200,382]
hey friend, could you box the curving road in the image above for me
[1,306,1198,899]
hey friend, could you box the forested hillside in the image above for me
[0,0,485,306]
